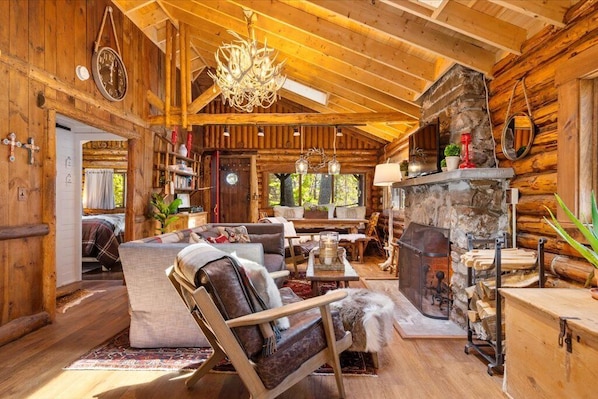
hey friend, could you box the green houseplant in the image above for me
[150,193,183,233]
[544,192,598,288]
[440,158,447,171]
[444,143,461,171]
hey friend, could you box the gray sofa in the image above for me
[118,222,285,348]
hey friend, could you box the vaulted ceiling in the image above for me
[112,0,579,144]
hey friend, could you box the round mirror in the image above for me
[502,112,535,161]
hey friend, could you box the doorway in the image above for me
[54,115,126,287]
[214,155,258,223]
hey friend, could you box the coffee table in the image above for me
[306,250,360,296]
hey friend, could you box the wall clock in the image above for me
[91,46,128,102]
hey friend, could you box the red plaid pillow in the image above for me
[207,234,229,244]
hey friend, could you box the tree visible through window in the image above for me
[268,173,363,207]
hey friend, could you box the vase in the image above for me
[445,156,460,171]
[178,144,188,157]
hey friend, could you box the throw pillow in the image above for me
[217,225,251,243]
[230,252,290,330]
[189,232,207,244]
[207,234,229,244]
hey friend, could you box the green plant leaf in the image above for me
[591,191,598,239]
[544,205,598,270]
[553,194,598,255]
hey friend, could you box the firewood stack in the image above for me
[462,248,539,342]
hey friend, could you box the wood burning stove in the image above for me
[398,223,451,319]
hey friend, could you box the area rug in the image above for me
[64,328,376,376]
[363,279,466,339]
[283,272,340,298]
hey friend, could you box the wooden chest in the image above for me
[500,288,598,399]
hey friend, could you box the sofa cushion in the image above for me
[189,232,207,243]
[336,205,366,219]
[249,233,284,255]
[273,205,304,219]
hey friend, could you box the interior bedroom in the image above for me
[55,115,126,287]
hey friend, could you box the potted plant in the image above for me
[444,143,461,171]
[150,193,183,233]
[544,192,598,294]
[440,158,447,172]
[304,203,329,219]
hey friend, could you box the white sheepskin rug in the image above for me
[327,288,395,353]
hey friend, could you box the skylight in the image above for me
[282,78,329,105]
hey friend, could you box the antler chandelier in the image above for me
[208,10,286,113]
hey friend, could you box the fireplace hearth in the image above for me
[398,223,451,319]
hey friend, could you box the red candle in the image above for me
[171,127,177,144]
[186,131,193,152]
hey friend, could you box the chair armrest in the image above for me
[226,290,348,328]
[269,270,290,280]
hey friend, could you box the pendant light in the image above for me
[328,127,341,175]
[295,126,308,175]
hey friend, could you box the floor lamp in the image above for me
[373,161,402,270]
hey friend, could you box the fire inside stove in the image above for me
[398,222,451,319]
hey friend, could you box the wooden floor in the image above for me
[0,255,506,399]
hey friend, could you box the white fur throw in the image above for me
[327,288,395,353]
[230,252,290,330]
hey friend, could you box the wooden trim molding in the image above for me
[555,45,598,221]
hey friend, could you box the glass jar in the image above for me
[319,231,339,265]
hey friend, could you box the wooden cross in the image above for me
[22,137,40,165]
[2,132,22,162]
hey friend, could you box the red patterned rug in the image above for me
[65,276,376,376]
[65,328,376,376]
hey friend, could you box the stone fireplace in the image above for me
[395,169,514,327]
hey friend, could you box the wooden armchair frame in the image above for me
[166,266,353,399]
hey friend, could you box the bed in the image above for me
[81,213,125,269]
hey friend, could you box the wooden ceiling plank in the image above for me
[382,0,526,54]
[191,41,420,119]
[183,19,422,117]
[305,0,496,75]
[164,1,422,100]
[488,0,568,27]
[228,0,435,86]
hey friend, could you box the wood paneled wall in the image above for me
[488,2,598,286]
[0,0,162,345]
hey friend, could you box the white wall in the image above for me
[55,127,81,287]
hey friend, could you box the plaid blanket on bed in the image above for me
[82,218,121,268]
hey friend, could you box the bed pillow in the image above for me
[230,252,289,330]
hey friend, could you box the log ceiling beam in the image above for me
[148,111,412,127]
[380,0,526,54]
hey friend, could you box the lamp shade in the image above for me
[373,162,401,186]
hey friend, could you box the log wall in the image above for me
[0,0,162,345]
[487,2,598,286]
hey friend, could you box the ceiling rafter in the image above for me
[380,0,527,54]
[112,0,577,144]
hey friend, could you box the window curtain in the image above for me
[82,168,114,209]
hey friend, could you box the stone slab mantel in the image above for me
[394,168,514,188]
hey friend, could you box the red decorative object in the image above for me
[186,131,192,152]
[459,132,475,169]
[171,127,178,145]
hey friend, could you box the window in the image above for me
[268,173,364,207]
[113,171,126,208]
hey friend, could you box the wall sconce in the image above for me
[223,126,230,137]
[257,126,265,137]
[336,126,343,137]
[293,126,300,136]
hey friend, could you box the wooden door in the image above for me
[219,156,252,223]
